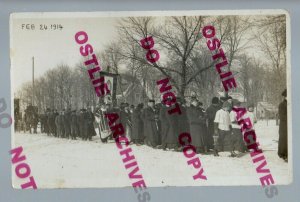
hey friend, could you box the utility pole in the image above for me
[32,57,35,106]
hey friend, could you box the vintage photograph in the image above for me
[10,10,291,188]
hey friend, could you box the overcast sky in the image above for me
[10,10,288,92]
[11,16,119,91]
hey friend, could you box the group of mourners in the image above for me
[40,108,96,141]
[27,89,287,161]
[98,96,257,157]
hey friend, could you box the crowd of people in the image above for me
[22,89,287,160]
[40,107,96,141]
[96,96,257,157]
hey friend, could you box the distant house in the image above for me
[115,74,149,106]
[217,91,245,103]
[256,101,278,119]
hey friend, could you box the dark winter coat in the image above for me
[278,99,288,158]
[55,114,63,137]
[186,105,206,148]
[70,112,78,137]
[86,111,96,138]
[78,112,86,138]
[143,107,159,146]
[131,108,144,141]
[178,104,189,134]
[159,105,180,145]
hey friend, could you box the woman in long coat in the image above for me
[165,107,180,149]
[143,100,159,147]
[278,89,288,161]
[187,100,206,153]
[131,104,144,144]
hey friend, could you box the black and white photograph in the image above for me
[10,10,291,188]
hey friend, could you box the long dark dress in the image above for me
[186,105,206,150]
[143,107,159,147]
[278,99,288,159]
[131,108,144,142]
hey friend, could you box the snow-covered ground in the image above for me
[12,120,291,188]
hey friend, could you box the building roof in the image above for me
[257,101,277,112]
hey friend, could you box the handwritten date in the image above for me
[21,24,63,31]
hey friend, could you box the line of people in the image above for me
[102,96,257,157]
[35,96,257,158]
[40,107,96,141]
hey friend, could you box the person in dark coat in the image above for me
[70,110,78,140]
[63,108,72,139]
[76,110,82,139]
[53,110,59,137]
[40,113,47,133]
[55,111,63,138]
[49,109,57,137]
[154,103,162,146]
[158,103,169,149]
[278,89,288,161]
[206,97,220,151]
[158,97,180,150]
[60,109,65,138]
[131,103,144,144]
[143,100,159,147]
[86,107,96,141]
[119,103,131,140]
[177,97,189,135]
[46,110,52,136]
[187,99,206,153]
[78,109,86,140]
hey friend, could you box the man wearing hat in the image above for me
[214,101,235,157]
[278,89,288,162]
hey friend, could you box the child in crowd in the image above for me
[214,101,236,157]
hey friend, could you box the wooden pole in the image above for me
[32,57,35,106]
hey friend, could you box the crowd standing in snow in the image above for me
[18,90,287,160]
[20,96,258,158]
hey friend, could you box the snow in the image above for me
[12,120,291,188]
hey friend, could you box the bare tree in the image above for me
[254,15,286,104]
[117,16,218,97]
